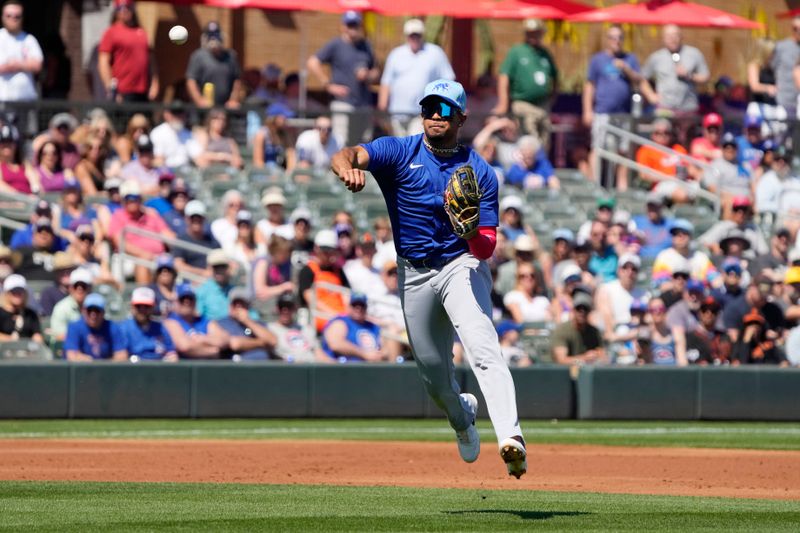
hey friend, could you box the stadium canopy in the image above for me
[778,8,800,19]
[567,0,762,29]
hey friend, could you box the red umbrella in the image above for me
[489,0,592,20]
[778,8,800,19]
[568,0,761,29]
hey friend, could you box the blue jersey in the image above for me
[119,317,175,360]
[63,317,125,359]
[362,134,498,263]
[166,312,209,335]
[321,315,381,362]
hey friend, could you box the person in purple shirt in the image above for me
[632,192,675,260]
[504,135,558,190]
[583,24,641,186]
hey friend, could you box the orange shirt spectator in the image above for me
[636,143,688,182]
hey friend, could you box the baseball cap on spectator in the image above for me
[83,293,106,311]
[69,268,93,286]
[496,319,520,339]
[419,79,467,114]
[290,206,312,224]
[611,209,631,228]
[619,253,641,269]
[732,196,752,209]
[596,197,615,210]
[789,247,800,265]
[158,171,175,183]
[702,113,722,128]
[572,291,593,310]
[342,10,362,25]
[720,228,751,251]
[349,292,368,306]
[35,217,54,231]
[131,286,156,306]
[514,234,536,253]
[52,251,77,272]
[523,18,545,32]
[136,134,154,153]
[261,187,286,206]
[722,257,742,275]
[499,195,523,213]
[762,139,776,152]
[404,18,425,36]
[277,291,296,309]
[0,124,19,143]
[785,267,800,285]
[207,249,229,267]
[74,224,94,240]
[3,273,25,292]
[699,296,720,313]
[34,199,51,216]
[335,223,353,237]
[120,180,141,198]
[104,177,122,191]
[266,102,296,119]
[176,283,195,299]
[204,21,222,41]
[743,308,765,326]
[314,229,338,249]
[229,286,251,305]
[185,199,207,218]
[262,63,282,82]
[645,191,664,206]
[672,256,690,276]
[721,132,737,147]
[50,112,78,131]
[630,298,648,314]
[744,115,763,129]
[561,264,582,284]
[552,228,574,244]
[236,210,253,224]
[63,178,81,193]
[669,218,694,235]
[155,254,175,272]
[775,227,791,240]
[686,279,705,294]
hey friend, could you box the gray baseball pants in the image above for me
[398,253,522,444]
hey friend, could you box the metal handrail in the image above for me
[595,122,721,216]
[0,214,27,232]
[118,226,216,285]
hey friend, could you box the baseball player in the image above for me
[331,79,527,478]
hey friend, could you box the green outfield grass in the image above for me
[1,481,797,532]
[1,419,799,450]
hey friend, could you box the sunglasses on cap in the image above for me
[72,282,90,291]
[421,100,456,120]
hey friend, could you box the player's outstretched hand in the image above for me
[339,168,366,193]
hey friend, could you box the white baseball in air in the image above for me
[169,25,188,45]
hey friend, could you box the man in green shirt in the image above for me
[494,18,558,148]
[50,267,93,341]
[551,291,607,365]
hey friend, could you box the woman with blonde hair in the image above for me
[748,39,786,136]
[115,113,150,164]
[190,107,242,169]
[73,134,110,195]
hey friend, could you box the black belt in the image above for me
[404,256,453,270]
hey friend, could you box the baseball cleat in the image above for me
[500,436,527,479]
[455,393,480,463]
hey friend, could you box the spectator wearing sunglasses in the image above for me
[0,0,42,102]
[595,253,649,359]
[652,218,714,288]
[32,113,80,171]
[208,287,275,360]
[119,286,177,361]
[64,293,127,361]
[0,274,42,343]
[699,196,768,257]
[49,267,93,341]
[635,119,692,204]
[639,297,687,366]
[164,283,228,359]
[295,116,342,172]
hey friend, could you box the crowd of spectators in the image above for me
[1,1,800,367]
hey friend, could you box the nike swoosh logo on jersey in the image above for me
[410,163,423,169]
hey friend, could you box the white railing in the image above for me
[595,122,722,216]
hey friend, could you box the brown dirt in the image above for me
[1,439,799,500]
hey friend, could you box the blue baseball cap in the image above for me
[419,79,467,113]
[496,320,520,338]
[350,292,368,306]
[266,102,296,118]
[176,283,195,299]
[342,10,362,25]
[744,115,763,129]
[687,279,705,293]
[552,228,575,243]
[669,218,694,235]
[721,132,737,147]
[155,254,175,271]
[722,258,742,275]
[83,293,106,310]
[762,139,776,152]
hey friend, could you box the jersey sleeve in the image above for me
[476,162,499,227]
[63,322,80,352]
[161,324,176,354]
[110,322,126,353]
[362,137,407,175]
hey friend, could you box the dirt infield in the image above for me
[1,439,799,500]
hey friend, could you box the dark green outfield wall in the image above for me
[1,362,798,420]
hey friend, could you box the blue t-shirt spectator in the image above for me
[320,314,382,362]
[145,197,173,216]
[587,51,640,114]
[61,207,98,232]
[9,224,68,251]
[505,149,555,188]
[64,317,125,360]
[119,318,175,360]
[633,214,674,260]
[162,209,186,235]
[735,135,763,174]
